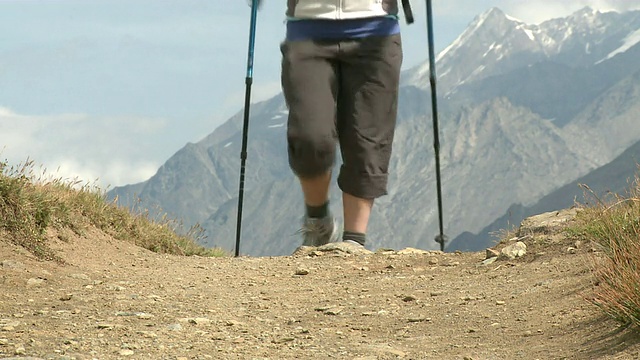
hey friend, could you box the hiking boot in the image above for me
[342,239,365,248]
[298,215,340,247]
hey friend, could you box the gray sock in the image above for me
[342,231,365,246]
[306,201,329,219]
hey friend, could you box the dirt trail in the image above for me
[1,210,640,360]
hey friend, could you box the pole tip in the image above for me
[435,234,448,250]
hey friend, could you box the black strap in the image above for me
[401,0,414,24]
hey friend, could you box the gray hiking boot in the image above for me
[298,215,340,247]
[342,239,365,248]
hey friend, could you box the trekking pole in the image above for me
[234,0,260,257]
[425,0,448,251]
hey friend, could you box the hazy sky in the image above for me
[1,0,639,189]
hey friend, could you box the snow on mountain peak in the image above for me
[597,28,640,63]
[573,6,597,17]
[407,7,534,90]
[404,6,640,92]
[433,7,517,63]
[478,7,507,23]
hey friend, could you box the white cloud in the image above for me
[252,81,284,103]
[0,107,170,190]
[47,158,159,190]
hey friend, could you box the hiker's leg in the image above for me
[299,172,331,207]
[281,40,339,212]
[337,34,403,238]
[342,192,373,234]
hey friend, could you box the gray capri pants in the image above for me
[280,33,403,199]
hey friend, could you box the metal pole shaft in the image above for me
[234,0,259,257]
[426,0,446,251]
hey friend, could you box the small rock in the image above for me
[69,273,91,281]
[402,295,417,302]
[167,323,182,331]
[137,331,157,338]
[225,320,245,326]
[496,301,506,305]
[383,349,407,357]
[485,248,500,259]
[324,307,344,315]
[190,318,212,325]
[518,209,578,235]
[408,317,430,323]
[295,268,309,276]
[273,337,295,344]
[1,260,25,270]
[59,294,73,301]
[428,258,439,265]
[397,248,430,255]
[211,332,227,340]
[0,338,8,345]
[116,311,137,317]
[481,257,498,265]
[567,247,577,254]
[119,349,134,356]
[1,320,20,329]
[26,278,45,287]
[64,339,79,346]
[316,242,373,255]
[500,242,527,260]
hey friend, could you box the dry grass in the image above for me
[0,159,228,261]
[568,171,640,327]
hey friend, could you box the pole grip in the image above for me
[401,0,414,24]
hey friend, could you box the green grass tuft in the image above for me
[568,171,640,328]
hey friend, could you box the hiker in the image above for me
[279,1,404,249]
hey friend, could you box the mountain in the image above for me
[404,6,640,96]
[107,7,640,256]
[455,42,640,126]
[448,139,640,252]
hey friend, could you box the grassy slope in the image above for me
[0,159,228,261]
